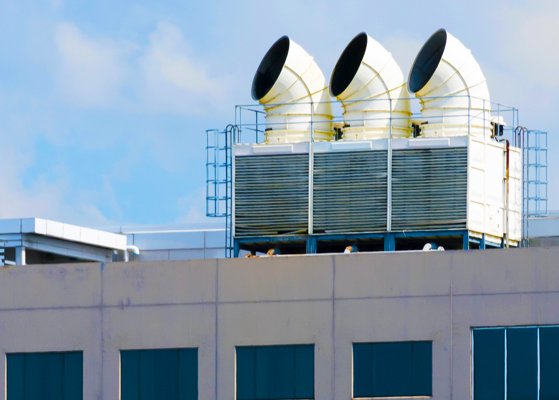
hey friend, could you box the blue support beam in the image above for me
[480,234,486,250]
[316,233,384,241]
[393,230,468,239]
[233,240,240,258]
[234,229,475,255]
[306,237,317,254]
[384,233,396,251]
[463,231,469,250]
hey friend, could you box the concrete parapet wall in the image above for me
[0,247,558,399]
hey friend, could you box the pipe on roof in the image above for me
[251,36,334,144]
[408,29,491,137]
[330,32,411,140]
[123,245,140,262]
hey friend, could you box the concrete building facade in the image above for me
[0,247,558,399]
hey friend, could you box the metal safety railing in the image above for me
[234,96,518,145]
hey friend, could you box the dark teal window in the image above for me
[121,348,197,400]
[507,328,537,400]
[540,327,559,400]
[473,329,505,400]
[353,341,432,398]
[7,351,83,400]
[236,344,314,400]
[473,326,559,400]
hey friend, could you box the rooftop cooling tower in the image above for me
[251,36,334,143]
[408,29,491,137]
[330,32,411,140]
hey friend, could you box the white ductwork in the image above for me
[252,36,334,143]
[330,32,411,140]
[408,29,491,137]
[123,245,140,262]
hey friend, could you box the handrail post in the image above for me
[483,99,486,139]
[310,100,314,143]
[387,98,392,232]
[308,100,314,238]
[468,95,471,137]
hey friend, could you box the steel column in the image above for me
[384,233,396,251]
[306,236,317,254]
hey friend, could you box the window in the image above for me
[472,329,505,400]
[473,326,559,400]
[236,344,314,400]
[121,348,197,400]
[353,341,432,398]
[7,351,83,400]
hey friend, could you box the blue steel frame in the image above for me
[232,230,509,257]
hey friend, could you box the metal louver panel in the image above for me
[235,154,309,236]
[313,151,387,233]
[392,148,467,231]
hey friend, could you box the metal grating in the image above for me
[392,148,468,231]
[235,154,309,236]
[313,151,388,233]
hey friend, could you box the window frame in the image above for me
[119,347,198,400]
[6,350,84,400]
[471,325,559,400]
[235,343,315,400]
[351,340,433,399]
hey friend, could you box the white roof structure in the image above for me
[0,218,127,265]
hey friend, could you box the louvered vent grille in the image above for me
[234,154,309,237]
[313,151,388,234]
[392,148,468,231]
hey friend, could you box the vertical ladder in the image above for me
[522,130,548,244]
[206,127,236,257]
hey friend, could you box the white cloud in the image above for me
[0,136,113,227]
[138,22,230,115]
[499,1,559,87]
[55,22,125,106]
[53,21,231,116]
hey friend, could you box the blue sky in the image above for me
[0,0,557,228]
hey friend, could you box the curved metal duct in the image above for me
[330,32,411,140]
[251,36,334,143]
[408,29,491,137]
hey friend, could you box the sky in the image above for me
[0,0,557,229]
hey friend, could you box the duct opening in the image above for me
[330,33,368,97]
[408,29,447,94]
[251,36,290,101]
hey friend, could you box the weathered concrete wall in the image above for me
[0,247,558,400]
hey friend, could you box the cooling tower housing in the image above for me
[408,29,491,137]
[251,36,334,143]
[330,32,411,140]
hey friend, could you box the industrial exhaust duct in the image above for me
[251,36,334,144]
[330,32,411,140]
[408,29,492,137]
